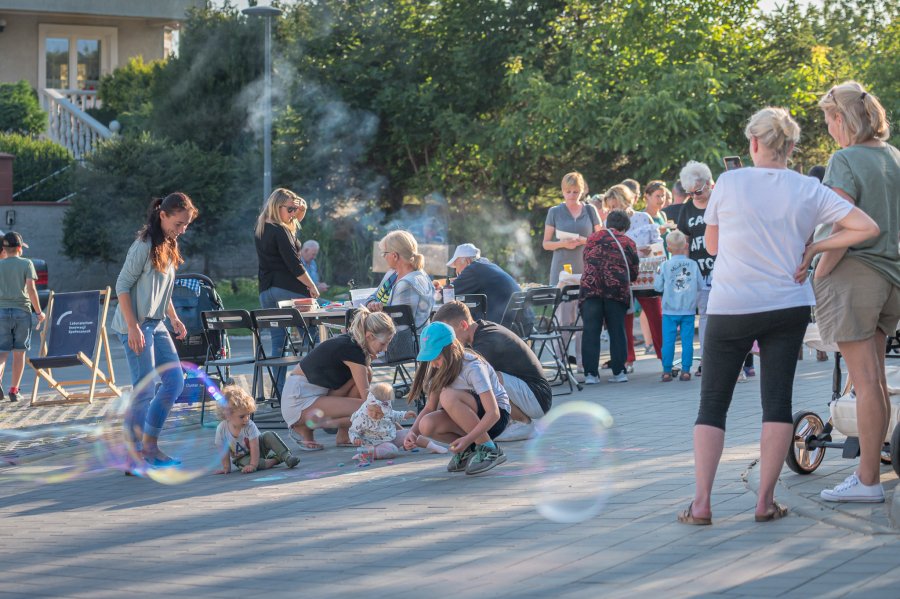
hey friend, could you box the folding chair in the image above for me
[200,309,257,427]
[29,288,122,406]
[499,291,527,338]
[251,308,314,414]
[556,284,583,367]
[456,294,488,321]
[524,286,581,394]
[371,304,419,398]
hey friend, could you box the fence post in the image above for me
[0,153,13,204]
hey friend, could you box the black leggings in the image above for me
[696,306,810,431]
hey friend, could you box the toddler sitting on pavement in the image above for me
[214,385,300,474]
[349,382,447,460]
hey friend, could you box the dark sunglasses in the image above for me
[283,206,300,214]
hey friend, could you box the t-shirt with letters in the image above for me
[448,352,511,414]
[214,420,261,461]
[704,167,853,315]
[299,334,367,389]
[676,200,715,287]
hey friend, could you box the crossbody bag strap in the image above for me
[607,230,632,297]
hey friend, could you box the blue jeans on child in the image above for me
[119,319,184,439]
[0,308,33,351]
[661,314,695,373]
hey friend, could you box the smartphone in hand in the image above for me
[723,156,743,170]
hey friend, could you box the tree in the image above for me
[0,80,46,136]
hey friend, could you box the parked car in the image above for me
[0,229,49,310]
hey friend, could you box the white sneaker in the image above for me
[584,374,601,385]
[495,420,537,442]
[607,372,628,383]
[601,331,609,342]
[820,473,885,503]
[737,371,748,383]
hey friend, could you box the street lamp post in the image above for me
[242,5,283,205]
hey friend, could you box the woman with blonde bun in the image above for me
[679,106,879,525]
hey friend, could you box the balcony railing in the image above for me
[40,89,113,160]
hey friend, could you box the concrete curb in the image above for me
[744,458,900,534]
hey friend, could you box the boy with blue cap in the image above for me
[405,321,510,474]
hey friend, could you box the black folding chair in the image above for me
[499,291,527,338]
[456,294,488,321]
[371,304,419,398]
[251,308,315,427]
[200,309,257,427]
[556,284,583,367]
[524,286,581,394]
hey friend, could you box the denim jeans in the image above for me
[119,319,184,439]
[259,286,306,393]
[581,297,629,377]
[0,307,34,351]
[661,314,695,373]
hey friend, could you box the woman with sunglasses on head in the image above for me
[811,82,900,503]
[255,188,320,393]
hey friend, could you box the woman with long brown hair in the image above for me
[111,192,199,469]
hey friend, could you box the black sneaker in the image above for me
[447,445,476,473]
[8,390,18,403]
[465,443,507,475]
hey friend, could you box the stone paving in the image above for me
[2,343,900,598]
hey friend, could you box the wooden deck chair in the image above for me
[28,288,121,406]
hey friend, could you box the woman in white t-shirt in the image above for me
[678,107,879,526]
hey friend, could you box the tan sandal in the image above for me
[677,501,712,525]
[755,502,788,522]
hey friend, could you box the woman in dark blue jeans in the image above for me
[111,193,198,468]
[580,210,639,384]
[254,188,320,393]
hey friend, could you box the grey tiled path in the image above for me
[2,346,900,598]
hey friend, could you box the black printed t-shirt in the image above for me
[299,334,367,390]
[676,200,716,281]
[471,320,552,414]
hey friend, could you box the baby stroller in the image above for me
[166,274,230,371]
[785,325,900,477]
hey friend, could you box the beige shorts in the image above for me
[280,373,329,429]
[814,257,900,345]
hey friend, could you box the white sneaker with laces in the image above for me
[820,473,885,503]
[584,374,601,385]
[607,372,628,383]
[495,420,537,442]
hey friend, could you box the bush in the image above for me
[64,133,244,265]
[0,81,46,136]
[0,133,74,202]
[97,57,162,134]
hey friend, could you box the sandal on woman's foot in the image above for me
[677,501,712,525]
[679,372,692,381]
[661,373,673,382]
[289,429,324,451]
[755,502,788,522]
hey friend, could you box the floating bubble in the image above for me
[305,408,325,429]
[526,401,617,523]
[99,361,229,484]
[0,423,102,484]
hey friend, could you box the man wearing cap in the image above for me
[0,232,44,402]
[434,301,551,441]
[447,243,522,326]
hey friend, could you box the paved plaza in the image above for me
[2,341,900,598]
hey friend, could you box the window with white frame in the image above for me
[38,24,118,91]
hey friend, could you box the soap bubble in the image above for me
[98,361,229,484]
[0,423,101,485]
[526,401,617,523]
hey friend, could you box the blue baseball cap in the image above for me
[417,321,455,361]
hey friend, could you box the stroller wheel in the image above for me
[785,410,826,474]
[891,424,900,478]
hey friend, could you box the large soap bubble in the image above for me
[0,423,100,484]
[526,401,617,523]
[99,361,229,484]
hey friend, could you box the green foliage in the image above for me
[97,56,163,134]
[63,134,242,265]
[0,133,73,202]
[0,81,46,136]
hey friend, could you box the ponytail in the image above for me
[410,252,425,271]
[819,81,891,145]
[407,339,465,404]
[347,307,395,364]
[137,192,198,272]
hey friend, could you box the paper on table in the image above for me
[556,230,580,241]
